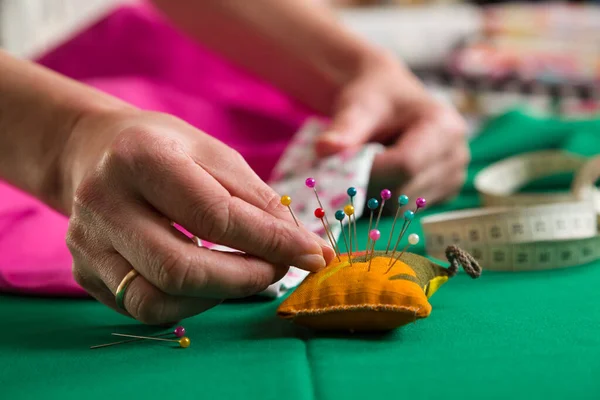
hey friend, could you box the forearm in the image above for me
[0,50,130,213]
[150,0,381,114]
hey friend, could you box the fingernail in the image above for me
[291,254,326,272]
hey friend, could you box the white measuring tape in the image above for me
[421,150,600,271]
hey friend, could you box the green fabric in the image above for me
[2,109,600,399]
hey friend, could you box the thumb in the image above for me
[315,101,382,158]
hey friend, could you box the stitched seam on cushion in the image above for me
[290,304,421,316]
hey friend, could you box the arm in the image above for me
[0,50,131,213]
[149,0,380,114]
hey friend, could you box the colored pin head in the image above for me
[178,337,191,348]
[174,326,186,338]
[369,229,381,241]
[305,177,316,188]
[314,208,325,219]
[398,195,409,205]
[367,198,379,210]
[335,210,346,221]
[280,195,292,207]
[408,233,420,245]
[347,187,357,197]
[381,189,392,201]
[344,204,355,216]
[404,210,414,220]
[416,197,427,209]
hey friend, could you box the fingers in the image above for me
[314,92,388,158]
[104,131,333,271]
[370,108,469,206]
[109,202,290,298]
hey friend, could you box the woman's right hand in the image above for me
[63,109,334,324]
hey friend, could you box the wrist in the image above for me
[56,104,137,215]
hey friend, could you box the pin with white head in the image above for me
[280,195,299,227]
[387,233,420,272]
[385,194,409,254]
[388,209,415,266]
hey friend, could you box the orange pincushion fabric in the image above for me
[277,251,456,331]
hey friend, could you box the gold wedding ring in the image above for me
[115,269,140,310]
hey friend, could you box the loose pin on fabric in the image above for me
[90,326,187,349]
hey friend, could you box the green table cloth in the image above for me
[1,110,599,400]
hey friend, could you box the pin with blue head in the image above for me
[366,198,379,249]
[335,209,352,266]
[388,208,418,266]
[347,187,359,252]
[385,194,409,254]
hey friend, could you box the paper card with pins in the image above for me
[277,187,482,332]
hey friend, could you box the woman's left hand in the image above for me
[314,51,470,206]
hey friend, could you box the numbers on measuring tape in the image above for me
[582,247,592,257]
[560,250,572,261]
[471,248,483,261]
[535,221,546,233]
[556,219,566,230]
[451,232,461,244]
[469,229,481,242]
[435,235,444,247]
[516,252,529,263]
[490,225,502,239]
[538,251,551,263]
[493,250,505,262]
[511,223,524,235]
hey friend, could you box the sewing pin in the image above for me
[90,326,186,349]
[280,195,299,227]
[365,198,379,250]
[315,207,341,261]
[343,204,355,258]
[374,189,391,232]
[388,233,420,271]
[110,333,191,348]
[305,177,337,240]
[388,210,414,266]
[385,195,409,254]
[347,187,359,252]
[335,210,352,266]
[367,229,380,271]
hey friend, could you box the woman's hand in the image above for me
[63,110,334,324]
[315,52,470,206]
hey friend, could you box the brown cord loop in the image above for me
[445,245,482,279]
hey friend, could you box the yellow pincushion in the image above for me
[277,246,480,332]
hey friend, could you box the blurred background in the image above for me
[1,0,599,134]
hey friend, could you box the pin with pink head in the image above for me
[367,229,380,270]
[415,197,426,214]
[373,189,391,233]
[173,326,186,338]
